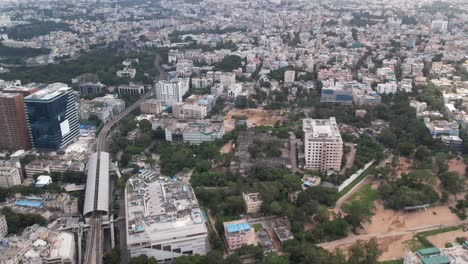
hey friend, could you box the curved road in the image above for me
[84,53,166,264]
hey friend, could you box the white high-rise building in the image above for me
[126,171,209,262]
[303,117,343,172]
[0,160,22,188]
[155,78,189,106]
[284,70,295,83]
[431,20,448,34]
[220,73,236,89]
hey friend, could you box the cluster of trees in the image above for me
[248,138,282,159]
[214,55,243,72]
[0,207,47,234]
[168,238,381,264]
[378,170,439,210]
[0,48,160,85]
[3,20,73,40]
[0,43,50,63]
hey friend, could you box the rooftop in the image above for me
[126,171,207,243]
[303,117,342,142]
[24,83,70,102]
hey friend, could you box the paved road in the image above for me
[84,52,167,264]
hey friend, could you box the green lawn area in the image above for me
[342,183,378,211]
[338,163,376,198]
[379,259,403,264]
[253,223,263,232]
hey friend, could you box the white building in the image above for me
[431,20,448,34]
[303,117,343,172]
[0,160,22,188]
[155,79,189,106]
[228,83,243,99]
[116,68,137,79]
[125,172,209,262]
[410,100,427,113]
[284,70,295,83]
[376,82,398,94]
[220,72,236,89]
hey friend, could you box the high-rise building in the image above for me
[0,86,38,151]
[125,171,209,261]
[431,20,448,34]
[303,117,343,172]
[155,78,189,106]
[140,99,163,115]
[0,160,22,188]
[24,84,79,151]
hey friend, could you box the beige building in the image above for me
[284,70,295,83]
[0,160,22,188]
[243,192,262,214]
[303,117,343,172]
[140,99,163,115]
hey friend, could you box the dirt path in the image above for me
[427,229,468,248]
[340,143,356,174]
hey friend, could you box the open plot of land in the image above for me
[220,141,233,154]
[224,108,285,132]
[364,203,460,235]
[447,158,467,176]
[426,229,468,248]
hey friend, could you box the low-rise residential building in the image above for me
[223,220,255,251]
[243,192,263,214]
[377,82,398,94]
[0,225,76,264]
[156,119,225,144]
[410,101,428,113]
[125,171,209,261]
[117,83,145,95]
[140,99,163,115]
[0,160,22,188]
[78,82,107,96]
[228,83,243,99]
[116,68,137,79]
[173,95,217,119]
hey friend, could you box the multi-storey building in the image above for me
[303,118,343,172]
[117,83,145,95]
[220,72,236,89]
[79,95,125,123]
[78,82,107,96]
[320,86,353,105]
[116,68,136,78]
[125,172,209,262]
[242,192,263,214]
[223,220,255,251]
[140,99,163,115]
[0,86,38,151]
[155,78,189,106]
[24,84,79,151]
[284,70,295,83]
[0,160,22,188]
[172,95,217,119]
[0,214,7,240]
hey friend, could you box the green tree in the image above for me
[344,201,374,231]
[347,239,381,264]
[139,119,152,133]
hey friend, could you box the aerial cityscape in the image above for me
[0,0,467,263]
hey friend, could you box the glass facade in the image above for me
[25,89,79,150]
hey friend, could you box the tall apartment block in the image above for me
[155,78,189,106]
[303,117,343,172]
[0,86,38,151]
[24,84,79,151]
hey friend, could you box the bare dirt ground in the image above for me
[363,202,460,235]
[224,108,285,132]
[427,229,468,248]
[395,157,411,177]
[220,141,233,154]
[448,158,467,176]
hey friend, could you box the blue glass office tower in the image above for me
[24,84,79,150]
